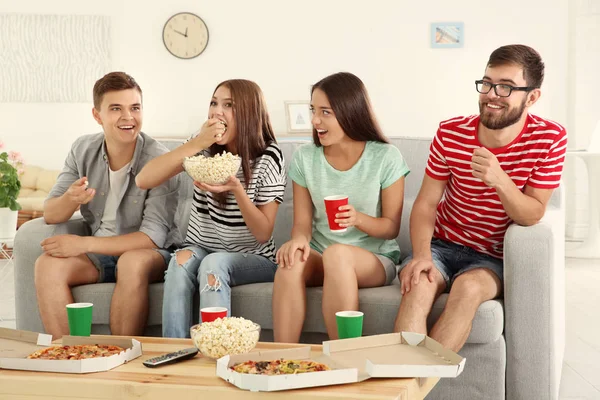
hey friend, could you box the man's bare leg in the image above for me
[429,268,502,352]
[110,249,166,336]
[34,254,99,339]
[393,269,445,334]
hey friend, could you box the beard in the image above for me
[479,98,526,130]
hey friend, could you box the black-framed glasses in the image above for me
[475,80,536,97]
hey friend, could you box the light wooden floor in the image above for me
[1,253,599,399]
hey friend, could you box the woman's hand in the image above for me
[191,118,226,149]
[335,204,362,228]
[276,237,311,269]
[194,176,243,194]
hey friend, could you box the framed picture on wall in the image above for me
[430,22,464,48]
[285,101,313,133]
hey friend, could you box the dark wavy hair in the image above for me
[208,79,277,188]
[311,72,388,146]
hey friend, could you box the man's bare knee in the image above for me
[451,270,500,303]
[405,273,445,301]
[175,250,193,266]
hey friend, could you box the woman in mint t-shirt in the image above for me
[273,72,410,342]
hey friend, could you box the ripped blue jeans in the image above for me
[162,245,277,338]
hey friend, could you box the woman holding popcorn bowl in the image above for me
[136,79,286,338]
[273,72,410,342]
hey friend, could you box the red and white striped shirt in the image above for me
[426,113,567,259]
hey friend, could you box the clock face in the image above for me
[162,12,209,59]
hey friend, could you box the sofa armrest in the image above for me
[503,208,565,400]
[13,216,89,333]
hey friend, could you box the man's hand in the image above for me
[41,235,89,258]
[399,257,437,295]
[471,147,510,188]
[65,177,95,205]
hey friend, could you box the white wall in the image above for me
[564,0,600,240]
[0,0,569,170]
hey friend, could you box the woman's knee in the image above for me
[322,244,352,274]
[197,253,230,287]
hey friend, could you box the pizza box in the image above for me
[216,345,364,392]
[0,327,142,374]
[216,332,464,392]
[323,332,465,378]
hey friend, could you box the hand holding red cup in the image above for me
[324,195,349,233]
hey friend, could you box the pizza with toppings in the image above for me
[27,344,125,360]
[231,359,330,375]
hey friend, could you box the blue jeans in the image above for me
[398,237,504,291]
[87,249,172,283]
[162,245,278,338]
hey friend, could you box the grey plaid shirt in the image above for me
[48,132,180,249]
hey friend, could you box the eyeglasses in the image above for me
[475,80,536,97]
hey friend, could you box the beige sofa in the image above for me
[17,165,60,227]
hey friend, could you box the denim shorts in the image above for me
[398,238,503,291]
[87,248,173,283]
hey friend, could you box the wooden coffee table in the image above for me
[0,336,439,399]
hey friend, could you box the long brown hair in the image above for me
[208,79,277,188]
[311,72,388,146]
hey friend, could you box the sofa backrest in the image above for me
[158,136,563,258]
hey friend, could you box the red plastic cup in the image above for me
[200,307,228,323]
[324,195,349,233]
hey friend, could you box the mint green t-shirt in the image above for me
[288,141,410,264]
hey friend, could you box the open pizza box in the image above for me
[217,331,465,392]
[0,327,142,374]
[216,345,360,392]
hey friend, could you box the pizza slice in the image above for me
[231,358,330,375]
[27,344,125,360]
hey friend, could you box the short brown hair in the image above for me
[487,45,545,88]
[92,72,142,109]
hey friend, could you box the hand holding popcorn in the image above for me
[65,177,95,205]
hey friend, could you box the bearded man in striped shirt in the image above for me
[394,44,567,352]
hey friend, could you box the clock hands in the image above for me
[173,29,188,37]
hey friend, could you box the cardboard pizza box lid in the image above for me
[0,328,142,374]
[216,346,361,392]
[323,332,465,378]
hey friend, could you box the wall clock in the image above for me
[162,12,209,59]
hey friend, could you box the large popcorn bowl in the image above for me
[183,152,241,185]
[190,317,261,360]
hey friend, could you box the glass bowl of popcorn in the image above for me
[190,317,261,360]
[183,151,241,185]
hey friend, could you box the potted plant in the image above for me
[0,143,24,239]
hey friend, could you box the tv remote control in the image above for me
[143,347,199,368]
